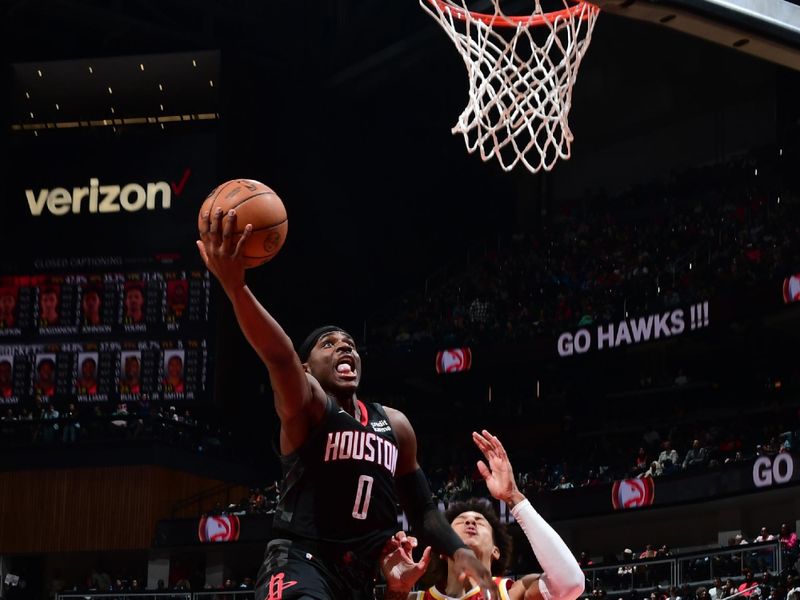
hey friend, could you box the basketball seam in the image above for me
[245,218,288,233]
[207,179,239,217]
[230,191,279,212]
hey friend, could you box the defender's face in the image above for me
[451,510,499,562]
[305,331,361,393]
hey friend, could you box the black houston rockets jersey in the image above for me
[272,396,401,566]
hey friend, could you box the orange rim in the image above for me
[428,0,597,27]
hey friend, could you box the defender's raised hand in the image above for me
[473,430,525,507]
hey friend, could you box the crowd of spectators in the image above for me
[44,570,256,595]
[579,521,800,600]
[418,393,800,501]
[0,400,233,457]
[365,144,800,351]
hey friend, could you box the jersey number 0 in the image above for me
[352,474,373,520]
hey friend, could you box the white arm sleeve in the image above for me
[510,499,586,600]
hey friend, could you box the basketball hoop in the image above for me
[420,0,600,173]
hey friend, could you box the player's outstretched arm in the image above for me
[473,430,585,600]
[387,408,499,600]
[197,207,312,422]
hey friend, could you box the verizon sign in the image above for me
[25,169,190,217]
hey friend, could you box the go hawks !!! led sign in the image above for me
[24,170,191,216]
[557,301,710,357]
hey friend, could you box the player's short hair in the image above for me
[446,498,513,575]
[297,325,352,362]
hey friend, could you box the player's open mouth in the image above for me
[335,359,357,380]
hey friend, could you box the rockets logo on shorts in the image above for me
[265,573,298,600]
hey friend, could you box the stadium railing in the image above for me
[581,541,781,594]
[57,593,191,600]
[57,592,256,600]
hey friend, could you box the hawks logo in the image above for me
[198,514,240,543]
[611,476,655,510]
[435,347,472,374]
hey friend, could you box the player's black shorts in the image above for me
[255,538,378,600]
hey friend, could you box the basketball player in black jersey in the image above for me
[197,208,496,600]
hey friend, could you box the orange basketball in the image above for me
[199,179,288,268]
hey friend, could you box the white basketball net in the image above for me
[420,0,599,173]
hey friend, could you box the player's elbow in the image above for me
[542,569,586,600]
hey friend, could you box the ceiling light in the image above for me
[209,80,214,87]
[55,104,60,110]
[192,59,197,67]
[108,86,113,94]
[158,83,163,91]
[88,66,93,74]
[139,63,145,71]
[37,69,42,77]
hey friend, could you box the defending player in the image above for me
[197,208,496,600]
[381,430,586,600]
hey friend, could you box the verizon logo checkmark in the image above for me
[171,168,191,196]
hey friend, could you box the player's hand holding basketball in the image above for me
[196,207,252,294]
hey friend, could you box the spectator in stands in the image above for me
[579,551,593,568]
[658,441,680,473]
[734,534,748,545]
[709,577,725,600]
[683,440,709,470]
[553,474,574,490]
[617,548,635,584]
[42,403,60,443]
[754,526,776,543]
[1,408,17,441]
[738,569,757,597]
[644,460,663,478]
[667,585,683,600]
[111,403,129,433]
[786,575,800,600]
[779,523,798,554]
[632,447,649,476]
[695,587,709,600]
[639,544,657,560]
[581,470,601,487]
[62,403,80,443]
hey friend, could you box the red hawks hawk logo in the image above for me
[611,476,655,510]
[198,514,241,543]
[435,347,472,374]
